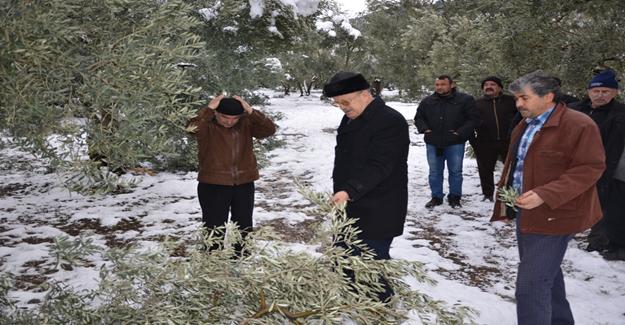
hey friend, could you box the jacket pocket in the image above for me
[534,150,568,183]
[537,150,567,167]
[448,130,462,143]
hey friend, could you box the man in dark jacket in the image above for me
[187,95,277,251]
[569,69,625,252]
[414,75,479,208]
[323,71,409,302]
[601,113,625,260]
[491,71,605,325]
[570,69,624,132]
[471,76,517,201]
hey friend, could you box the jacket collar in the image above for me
[434,88,457,99]
[211,115,245,130]
[592,98,620,111]
[512,103,563,138]
[359,96,383,121]
[578,98,621,111]
[541,102,566,129]
[482,93,504,100]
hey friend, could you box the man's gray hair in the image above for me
[509,70,562,99]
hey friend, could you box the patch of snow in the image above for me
[198,2,221,22]
[249,0,264,18]
[278,0,320,16]
[222,25,239,33]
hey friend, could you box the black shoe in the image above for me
[425,197,443,208]
[482,195,494,202]
[448,196,462,209]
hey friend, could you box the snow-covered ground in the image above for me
[1,91,624,324]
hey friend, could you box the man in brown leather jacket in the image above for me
[491,71,605,325]
[187,94,276,250]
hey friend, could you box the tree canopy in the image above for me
[1,0,623,182]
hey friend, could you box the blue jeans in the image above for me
[426,143,465,199]
[515,215,574,325]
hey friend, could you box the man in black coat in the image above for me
[470,76,518,202]
[569,69,625,252]
[570,70,624,132]
[414,75,480,208]
[601,113,625,260]
[323,71,410,302]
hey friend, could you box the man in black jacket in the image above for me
[471,76,518,202]
[323,71,410,302]
[570,70,624,131]
[414,75,480,208]
[569,69,625,252]
[601,113,625,260]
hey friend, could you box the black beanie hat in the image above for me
[481,76,503,89]
[216,98,244,116]
[323,72,370,97]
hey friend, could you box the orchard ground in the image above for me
[1,90,624,324]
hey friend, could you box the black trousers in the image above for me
[605,179,625,247]
[197,182,255,233]
[586,181,611,251]
[472,141,509,197]
[335,236,395,302]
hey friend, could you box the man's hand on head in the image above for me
[208,94,225,110]
[233,95,254,114]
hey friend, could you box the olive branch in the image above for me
[497,186,520,212]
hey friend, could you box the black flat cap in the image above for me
[323,72,370,97]
[216,98,244,115]
[481,76,503,89]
